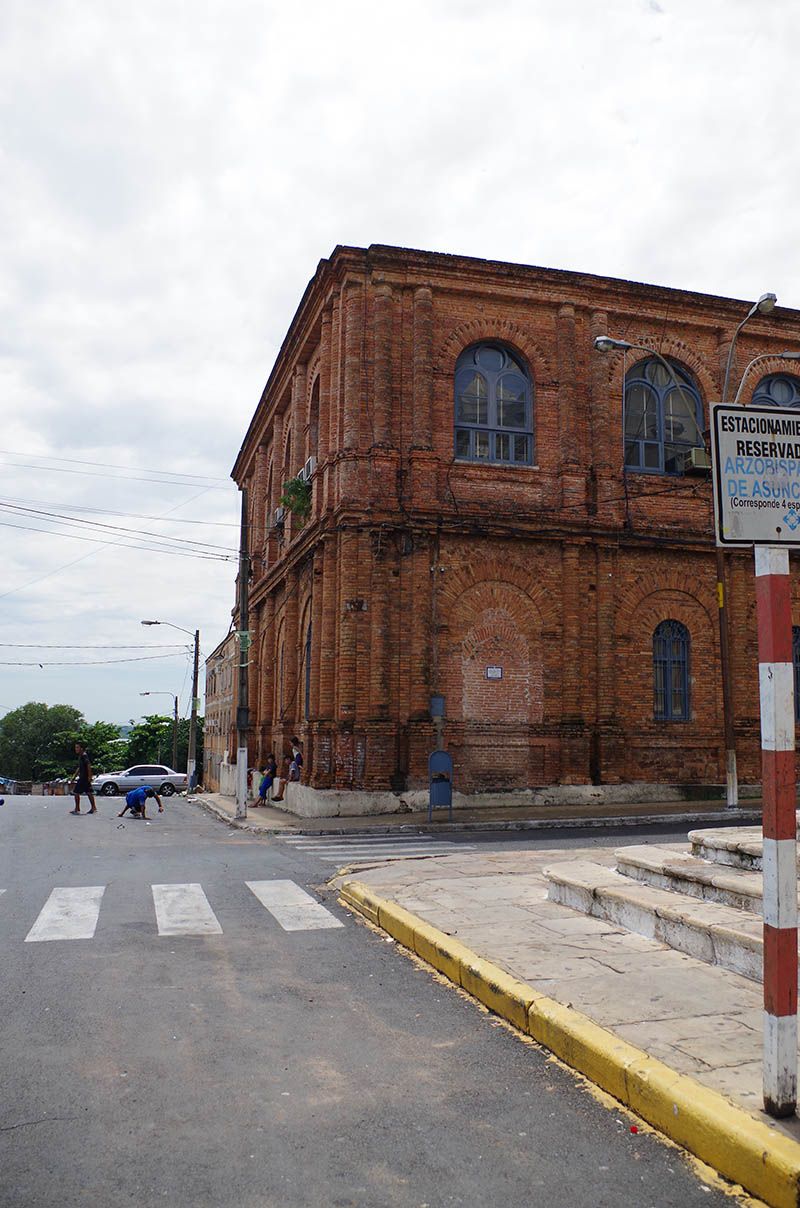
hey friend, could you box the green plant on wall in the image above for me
[280,476,311,520]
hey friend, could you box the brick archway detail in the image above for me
[739,358,800,404]
[618,571,715,634]
[438,558,560,633]
[436,318,556,383]
[599,336,717,408]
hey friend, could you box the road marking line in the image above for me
[246,880,344,931]
[25,886,105,942]
[152,883,222,936]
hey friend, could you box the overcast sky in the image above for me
[1,0,798,734]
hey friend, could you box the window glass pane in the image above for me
[496,433,510,461]
[654,664,665,718]
[643,442,661,469]
[772,377,795,405]
[664,391,698,443]
[456,372,487,425]
[476,346,504,372]
[513,434,529,463]
[624,441,640,468]
[647,361,671,388]
[455,429,471,459]
[671,664,685,717]
[474,431,490,459]
[664,444,686,474]
[625,384,658,440]
[497,374,527,428]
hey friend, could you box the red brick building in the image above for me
[229,244,800,811]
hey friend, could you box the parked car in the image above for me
[91,764,188,797]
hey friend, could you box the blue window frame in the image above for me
[454,343,533,466]
[624,358,704,475]
[752,374,800,409]
[653,620,690,721]
[793,627,800,723]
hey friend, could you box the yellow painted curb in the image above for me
[340,877,800,1208]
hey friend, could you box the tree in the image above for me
[125,714,204,772]
[0,702,84,780]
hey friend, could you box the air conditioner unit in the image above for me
[273,506,286,526]
[304,455,317,480]
[686,447,712,474]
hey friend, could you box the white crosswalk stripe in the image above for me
[282,834,475,864]
[25,886,106,942]
[247,880,343,931]
[152,883,223,936]
[6,880,345,943]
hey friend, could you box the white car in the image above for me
[92,764,188,797]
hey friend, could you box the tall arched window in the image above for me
[304,621,312,721]
[308,378,320,457]
[624,359,704,475]
[752,374,800,409]
[454,343,533,465]
[653,620,690,721]
[793,627,800,723]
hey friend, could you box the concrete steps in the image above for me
[614,844,771,913]
[689,826,765,871]
[545,859,764,980]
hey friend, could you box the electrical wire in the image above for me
[0,518,236,561]
[0,449,230,483]
[0,653,194,666]
[0,459,230,490]
[0,502,238,553]
[0,494,239,527]
[0,643,188,649]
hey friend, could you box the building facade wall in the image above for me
[229,244,800,797]
[203,633,237,792]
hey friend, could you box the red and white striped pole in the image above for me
[755,544,797,1117]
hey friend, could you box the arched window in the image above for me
[624,359,704,475]
[793,627,800,723]
[653,620,690,721]
[308,378,320,457]
[454,343,533,465]
[752,374,800,409]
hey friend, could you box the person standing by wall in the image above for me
[69,742,97,815]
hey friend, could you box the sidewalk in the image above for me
[191,789,763,836]
[334,846,800,1208]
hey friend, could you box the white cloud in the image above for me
[1,0,799,724]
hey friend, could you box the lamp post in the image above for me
[139,691,179,770]
[141,620,201,789]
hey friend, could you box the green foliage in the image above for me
[0,702,83,780]
[279,476,311,520]
[125,713,204,772]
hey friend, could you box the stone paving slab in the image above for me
[336,843,800,1147]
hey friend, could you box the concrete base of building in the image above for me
[268,780,763,819]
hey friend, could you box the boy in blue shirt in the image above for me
[118,786,163,820]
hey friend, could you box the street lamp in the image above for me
[721,292,777,405]
[141,620,201,789]
[731,351,800,406]
[139,691,179,770]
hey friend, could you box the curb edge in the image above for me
[339,878,800,1208]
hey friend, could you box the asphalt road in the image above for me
[0,795,745,1207]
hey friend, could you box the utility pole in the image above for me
[171,693,178,771]
[235,487,251,821]
[187,630,200,789]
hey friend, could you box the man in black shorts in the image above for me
[69,742,97,815]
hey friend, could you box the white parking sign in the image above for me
[711,403,800,546]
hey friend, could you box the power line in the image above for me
[0,458,231,490]
[0,519,236,561]
[0,653,195,666]
[0,643,188,649]
[0,502,238,553]
[0,449,230,483]
[0,486,218,602]
[0,494,239,527]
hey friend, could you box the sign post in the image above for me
[711,403,799,1117]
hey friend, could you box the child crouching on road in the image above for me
[118,786,163,820]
